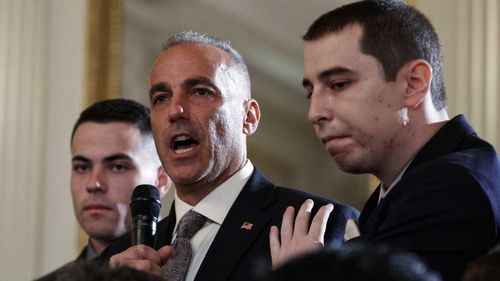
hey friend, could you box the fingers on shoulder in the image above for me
[309,202,334,239]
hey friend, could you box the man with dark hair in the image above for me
[267,243,441,281]
[270,1,500,280]
[103,30,359,281]
[462,245,500,281]
[54,261,163,281]
[36,99,171,280]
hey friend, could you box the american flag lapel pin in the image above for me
[241,221,253,230]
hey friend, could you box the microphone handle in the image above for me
[132,215,158,247]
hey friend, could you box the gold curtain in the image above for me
[84,0,122,106]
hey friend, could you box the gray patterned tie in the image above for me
[162,209,207,281]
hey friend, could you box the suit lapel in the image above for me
[359,185,384,236]
[76,247,87,261]
[194,169,275,281]
[155,202,177,248]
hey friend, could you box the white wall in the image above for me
[0,0,85,280]
[40,0,87,276]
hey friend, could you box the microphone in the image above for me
[130,184,161,247]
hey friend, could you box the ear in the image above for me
[403,59,432,109]
[155,166,171,198]
[242,98,260,136]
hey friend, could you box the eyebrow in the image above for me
[72,153,133,164]
[302,66,355,88]
[72,155,90,163]
[102,153,133,164]
[149,82,171,99]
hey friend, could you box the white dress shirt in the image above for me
[172,160,254,281]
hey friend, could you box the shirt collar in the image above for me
[174,160,254,226]
[379,156,415,202]
[85,241,99,260]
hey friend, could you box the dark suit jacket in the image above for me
[34,247,89,281]
[356,115,500,281]
[101,167,359,281]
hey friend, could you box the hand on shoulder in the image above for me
[269,199,334,269]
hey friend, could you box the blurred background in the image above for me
[120,0,370,214]
[1,0,499,280]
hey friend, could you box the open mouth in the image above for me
[172,134,199,154]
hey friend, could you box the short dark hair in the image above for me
[163,30,247,70]
[303,0,446,111]
[55,260,162,281]
[266,243,441,281]
[71,99,152,142]
[462,245,500,281]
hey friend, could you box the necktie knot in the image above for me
[176,210,207,239]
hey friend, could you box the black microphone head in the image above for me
[130,184,161,218]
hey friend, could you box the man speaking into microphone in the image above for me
[35,99,171,280]
[104,31,359,281]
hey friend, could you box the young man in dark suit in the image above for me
[103,31,358,281]
[270,1,500,280]
[35,99,170,281]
